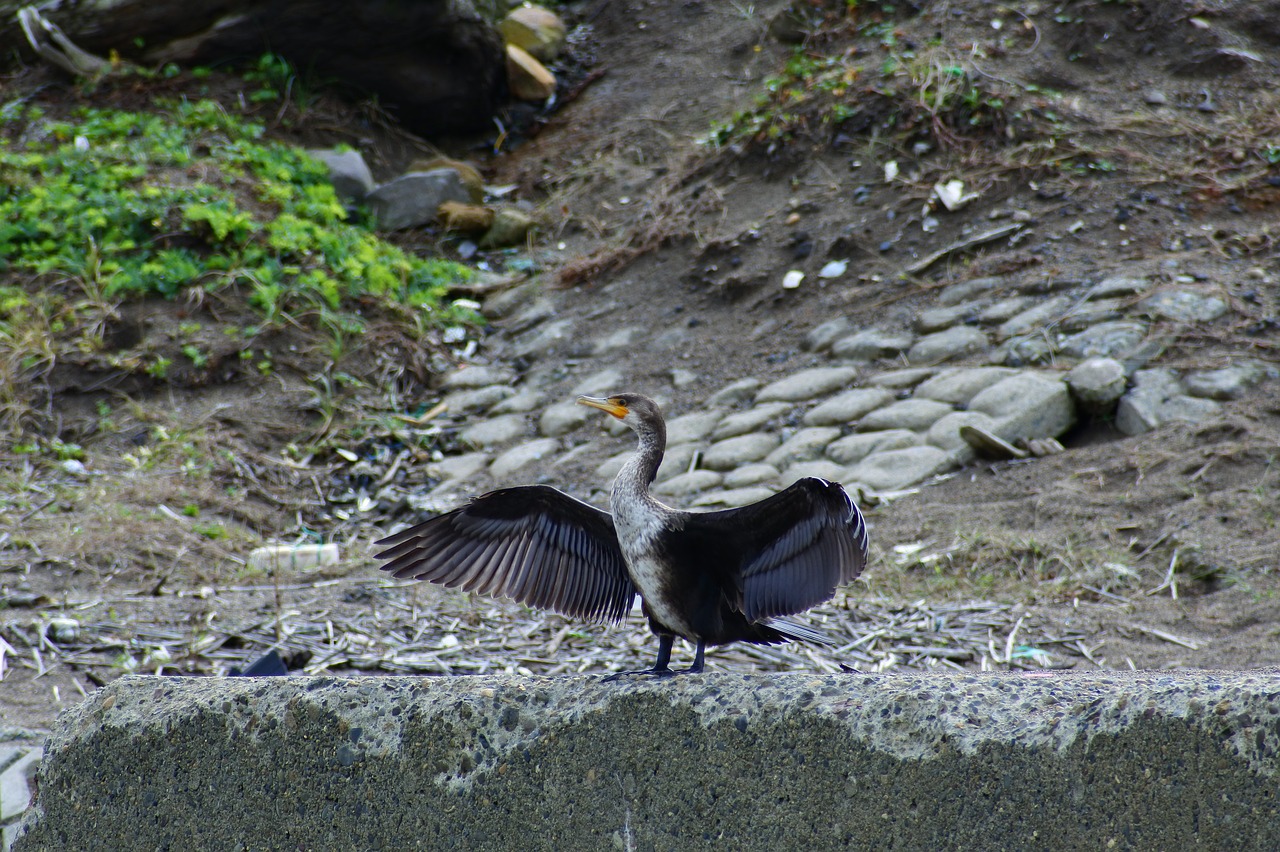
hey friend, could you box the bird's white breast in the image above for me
[610,474,691,636]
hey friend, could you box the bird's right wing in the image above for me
[374,485,637,623]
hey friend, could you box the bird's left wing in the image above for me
[374,485,636,623]
[686,478,868,621]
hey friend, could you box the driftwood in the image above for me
[2,0,507,136]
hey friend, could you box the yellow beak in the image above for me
[577,395,629,419]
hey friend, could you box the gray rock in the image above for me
[539,401,592,437]
[831,329,914,360]
[511,318,575,359]
[504,297,556,333]
[968,373,1075,442]
[846,446,954,490]
[1059,298,1126,333]
[1089,275,1151,299]
[914,368,1018,405]
[442,364,517,390]
[858,399,953,432]
[427,452,491,483]
[723,462,780,488]
[1060,321,1149,359]
[998,335,1057,367]
[938,276,1005,306]
[460,414,529,448]
[1066,358,1128,411]
[481,282,542,321]
[907,326,989,364]
[670,369,699,390]
[307,148,374,202]
[653,470,723,497]
[571,368,626,396]
[803,317,854,352]
[655,444,700,482]
[1141,289,1229,323]
[701,433,782,470]
[925,411,1001,461]
[765,427,842,468]
[867,368,937,389]
[490,389,546,414]
[756,367,859,403]
[976,297,1035,325]
[712,403,794,440]
[827,429,920,465]
[915,304,975,333]
[665,411,723,445]
[997,295,1073,339]
[550,444,597,470]
[802,388,896,426]
[443,385,514,416]
[1183,363,1266,400]
[367,169,471,230]
[489,438,561,479]
[779,459,848,486]
[592,326,644,356]
[707,378,763,408]
[1116,369,1222,435]
[691,486,778,508]
[594,450,632,481]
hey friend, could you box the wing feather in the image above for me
[375,485,636,623]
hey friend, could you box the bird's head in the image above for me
[577,393,664,436]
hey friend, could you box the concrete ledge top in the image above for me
[15,669,1280,850]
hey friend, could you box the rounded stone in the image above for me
[723,462,780,488]
[653,470,723,498]
[655,444,700,482]
[712,403,793,440]
[907,327,989,364]
[442,364,517,390]
[925,411,1001,460]
[572,368,626,395]
[915,304,975,333]
[427,452,491,483]
[692,486,778,508]
[665,411,724,445]
[539,401,592,437]
[831,329,915,361]
[914,368,1018,406]
[997,296,1072,339]
[442,385,515,416]
[460,414,529,448]
[706,378,763,408]
[779,460,848,487]
[1115,369,1222,435]
[764,427,842,468]
[701,433,782,471]
[968,372,1075,442]
[1141,289,1229,323]
[804,317,854,352]
[845,445,954,491]
[490,389,546,414]
[858,399,954,432]
[827,430,920,465]
[1066,357,1127,411]
[802,388,896,426]
[1183,364,1266,400]
[756,367,860,403]
[1060,321,1149,359]
[489,438,561,479]
[937,276,1004,305]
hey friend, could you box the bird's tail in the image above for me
[762,617,836,646]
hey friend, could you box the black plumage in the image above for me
[375,392,869,678]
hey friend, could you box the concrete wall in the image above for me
[13,670,1280,850]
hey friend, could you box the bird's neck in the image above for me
[617,425,665,495]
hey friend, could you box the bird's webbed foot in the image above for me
[600,665,676,683]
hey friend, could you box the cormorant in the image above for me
[374,393,869,678]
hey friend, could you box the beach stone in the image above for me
[655,444,700,482]
[502,296,556,331]
[976,297,1035,324]
[968,372,1075,442]
[442,364,517,390]
[460,414,528,448]
[827,430,920,465]
[701,433,782,470]
[831,329,914,360]
[571,368,626,396]
[804,317,854,352]
[858,399,953,432]
[490,389,546,414]
[1089,274,1151,299]
[367,169,472,230]
[756,367,859,402]
[654,470,723,498]
[670,369,699,390]
[802,388,896,426]
[443,385,514,416]
[907,326,989,363]
[723,463,780,488]
[779,460,848,486]
[539,401,592,437]
[550,444,597,471]
[938,276,1004,305]
[914,368,1018,406]
[427,452,491,483]
[914,304,974,333]
[867,368,937,389]
[489,438,560,479]
[925,411,1001,464]
[765,427,842,468]
[1059,298,1126,333]
[1183,363,1266,400]
[997,295,1073,339]
[1066,358,1128,412]
[1116,369,1222,435]
[712,403,793,440]
[846,446,953,491]
[592,326,644,356]
[665,411,723,445]
[707,378,763,408]
[511,318,574,359]
[1141,289,1229,323]
[998,335,1057,367]
[594,450,632,481]
[1060,321,1149,359]
[692,486,778,508]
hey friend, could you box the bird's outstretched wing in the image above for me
[374,485,636,623]
[682,478,868,621]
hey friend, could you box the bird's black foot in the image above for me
[601,666,675,683]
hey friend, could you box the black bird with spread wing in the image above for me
[375,393,868,679]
